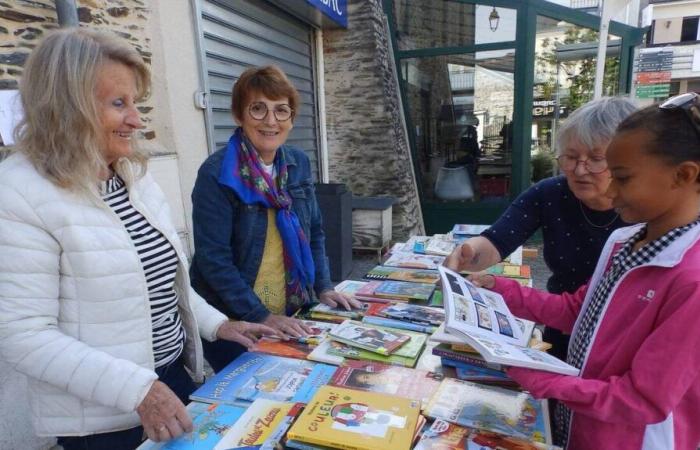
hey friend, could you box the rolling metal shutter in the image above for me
[197,0,320,180]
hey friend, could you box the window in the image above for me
[680,16,699,43]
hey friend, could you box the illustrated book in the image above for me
[439,266,579,376]
[189,352,337,406]
[286,385,421,450]
[424,378,551,444]
[364,265,440,284]
[329,320,410,355]
[326,325,428,368]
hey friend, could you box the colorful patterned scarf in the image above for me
[218,128,314,315]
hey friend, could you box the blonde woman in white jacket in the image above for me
[0,29,277,449]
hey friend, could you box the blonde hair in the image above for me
[15,28,150,191]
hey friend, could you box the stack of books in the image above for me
[334,279,437,304]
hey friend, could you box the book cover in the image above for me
[333,280,368,296]
[307,338,345,365]
[373,280,435,302]
[330,320,410,355]
[286,385,421,450]
[310,303,369,320]
[383,251,445,270]
[414,419,556,450]
[252,339,313,360]
[439,266,579,376]
[136,402,246,450]
[326,340,419,368]
[212,399,303,450]
[424,235,457,256]
[432,343,502,371]
[362,316,436,334]
[364,265,440,284]
[451,224,489,236]
[424,378,551,444]
[380,303,445,326]
[329,360,442,407]
[189,353,337,405]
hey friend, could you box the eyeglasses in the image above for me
[659,92,700,139]
[556,155,608,174]
[248,102,294,122]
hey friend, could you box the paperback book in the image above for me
[310,303,370,321]
[329,360,442,407]
[329,320,410,355]
[364,265,440,284]
[383,251,445,270]
[451,224,490,237]
[327,325,428,368]
[380,302,445,326]
[136,402,246,450]
[362,316,436,334]
[414,419,556,450]
[373,280,436,302]
[252,338,314,360]
[424,378,551,444]
[189,352,337,406]
[286,385,421,450]
[307,338,345,365]
[424,234,457,256]
[439,266,579,376]
[212,399,303,450]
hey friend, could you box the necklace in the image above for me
[578,200,619,229]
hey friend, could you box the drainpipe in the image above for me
[55,0,79,27]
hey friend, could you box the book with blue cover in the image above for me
[189,352,337,406]
[136,402,246,449]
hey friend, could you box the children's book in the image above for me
[414,419,557,450]
[189,353,337,405]
[432,343,503,371]
[329,320,410,355]
[252,338,314,360]
[439,266,579,376]
[326,325,428,368]
[424,378,551,444]
[373,280,436,302]
[424,234,457,256]
[364,265,440,284]
[310,302,369,320]
[136,402,247,450]
[451,224,489,237]
[333,279,369,296]
[329,360,442,407]
[307,338,345,365]
[286,385,421,450]
[212,399,303,450]
[383,251,445,270]
[380,303,445,326]
[362,316,436,334]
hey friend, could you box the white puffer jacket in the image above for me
[0,152,228,436]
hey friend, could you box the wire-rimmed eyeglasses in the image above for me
[659,92,700,139]
[556,155,608,174]
[248,102,294,122]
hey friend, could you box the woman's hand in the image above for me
[216,321,278,350]
[319,290,363,310]
[261,314,313,339]
[467,272,496,289]
[444,242,478,272]
[137,381,193,442]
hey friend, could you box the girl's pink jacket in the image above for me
[492,223,700,450]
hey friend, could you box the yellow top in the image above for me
[253,209,286,315]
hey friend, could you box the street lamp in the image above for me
[488,6,500,32]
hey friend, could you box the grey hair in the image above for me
[555,97,638,155]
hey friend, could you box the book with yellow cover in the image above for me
[213,398,303,449]
[287,385,421,450]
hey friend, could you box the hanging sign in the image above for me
[305,0,348,28]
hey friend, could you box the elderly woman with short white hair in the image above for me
[0,28,275,449]
[445,96,637,361]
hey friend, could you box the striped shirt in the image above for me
[101,174,185,368]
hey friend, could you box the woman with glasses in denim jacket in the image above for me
[445,97,637,362]
[190,66,362,372]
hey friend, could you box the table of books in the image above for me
[138,226,569,450]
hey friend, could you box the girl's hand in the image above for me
[319,290,363,310]
[216,320,278,349]
[261,314,313,339]
[467,272,496,289]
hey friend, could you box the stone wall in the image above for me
[0,0,157,145]
[323,0,424,241]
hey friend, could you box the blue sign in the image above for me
[306,0,348,28]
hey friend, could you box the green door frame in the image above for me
[382,0,645,233]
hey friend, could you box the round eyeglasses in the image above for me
[247,102,294,122]
[556,155,608,174]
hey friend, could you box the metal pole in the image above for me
[55,0,79,28]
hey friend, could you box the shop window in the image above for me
[681,16,699,42]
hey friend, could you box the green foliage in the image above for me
[531,151,555,183]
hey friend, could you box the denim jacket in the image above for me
[190,144,333,322]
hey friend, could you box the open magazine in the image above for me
[439,266,579,376]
